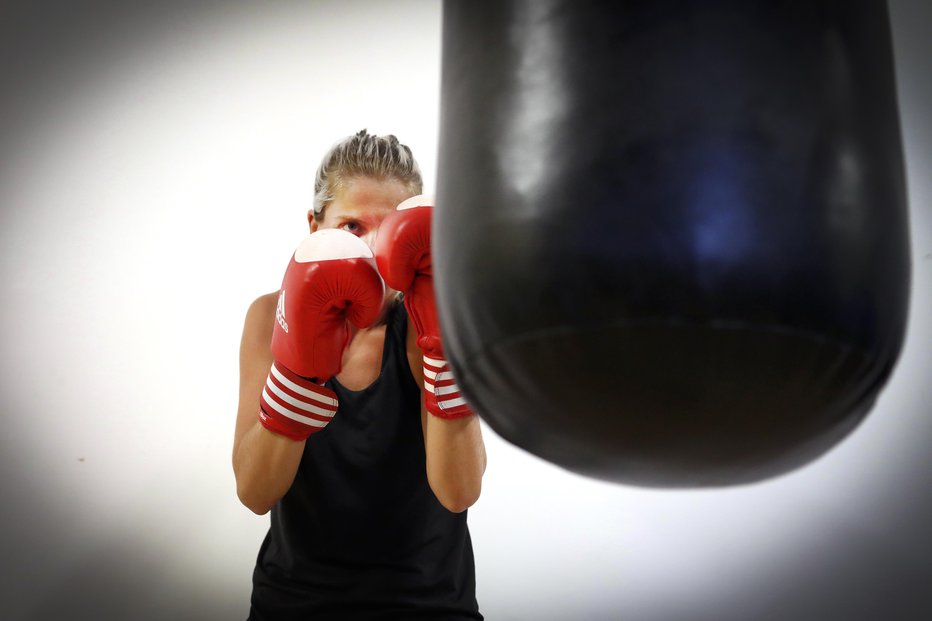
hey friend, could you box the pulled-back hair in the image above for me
[312,129,423,221]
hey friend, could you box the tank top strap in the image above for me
[384,298,413,381]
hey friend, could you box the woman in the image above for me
[233,130,486,620]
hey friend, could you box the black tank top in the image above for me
[249,303,482,621]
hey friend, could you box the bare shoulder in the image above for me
[241,291,279,355]
[237,291,278,411]
[247,291,279,322]
[234,292,279,455]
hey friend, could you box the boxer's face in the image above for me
[309,175,411,252]
[309,175,413,310]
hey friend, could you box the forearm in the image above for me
[425,411,486,513]
[233,420,306,515]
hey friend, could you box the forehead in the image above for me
[327,176,412,220]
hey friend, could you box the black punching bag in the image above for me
[434,0,910,486]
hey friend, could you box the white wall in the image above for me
[1,1,929,619]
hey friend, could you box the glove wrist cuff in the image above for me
[258,361,339,440]
[423,355,474,419]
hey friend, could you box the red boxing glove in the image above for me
[375,195,473,419]
[259,229,385,440]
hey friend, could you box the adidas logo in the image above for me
[276,290,289,333]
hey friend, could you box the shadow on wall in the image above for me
[1,471,241,621]
[13,536,243,621]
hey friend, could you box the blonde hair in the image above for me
[312,129,423,221]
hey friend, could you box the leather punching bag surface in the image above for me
[435,0,910,486]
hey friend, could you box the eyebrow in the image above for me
[335,212,377,224]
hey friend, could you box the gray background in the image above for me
[1,1,929,619]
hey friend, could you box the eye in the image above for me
[340,221,362,235]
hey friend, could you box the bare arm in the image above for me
[407,316,486,513]
[232,293,307,515]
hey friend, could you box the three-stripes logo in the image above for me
[276,290,289,333]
